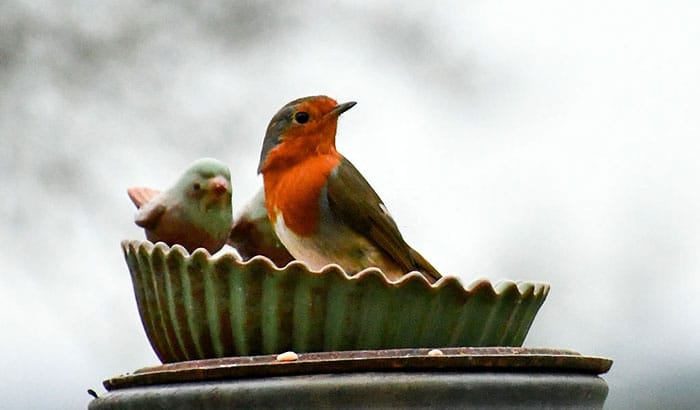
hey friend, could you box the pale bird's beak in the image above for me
[208,175,230,196]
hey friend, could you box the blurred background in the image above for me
[1,0,698,408]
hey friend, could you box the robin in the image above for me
[257,95,441,283]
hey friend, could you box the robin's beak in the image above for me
[330,101,357,117]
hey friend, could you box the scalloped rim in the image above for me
[121,239,550,297]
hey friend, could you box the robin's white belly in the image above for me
[273,213,386,273]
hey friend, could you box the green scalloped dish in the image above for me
[122,240,550,363]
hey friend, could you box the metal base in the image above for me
[90,348,612,409]
[90,372,608,409]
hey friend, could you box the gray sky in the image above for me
[1,1,699,408]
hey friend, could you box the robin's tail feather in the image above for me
[409,247,442,284]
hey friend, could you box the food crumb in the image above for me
[276,351,299,362]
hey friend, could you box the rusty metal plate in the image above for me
[92,373,609,409]
[103,347,612,391]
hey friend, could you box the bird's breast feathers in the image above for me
[273,211,389,273]
[264,154,341,236]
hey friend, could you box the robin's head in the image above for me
[258,95,356,174]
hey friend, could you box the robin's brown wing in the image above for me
[325,157,441,282]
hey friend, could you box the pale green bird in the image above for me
[228,188,294,267]
[127,158,233,254]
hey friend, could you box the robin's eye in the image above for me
[294,111,309,124]
[193,183,201,191]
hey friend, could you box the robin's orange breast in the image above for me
[263,153,341,236]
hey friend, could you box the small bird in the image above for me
[127,158,233,254]
[228,188,294,267]
[257,96,441,283]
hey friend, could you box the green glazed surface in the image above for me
[122,240,549,363]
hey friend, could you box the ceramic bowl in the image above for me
[122,240,549,363]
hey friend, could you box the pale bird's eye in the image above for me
[193,183,201,191]
[294,111,309,124]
